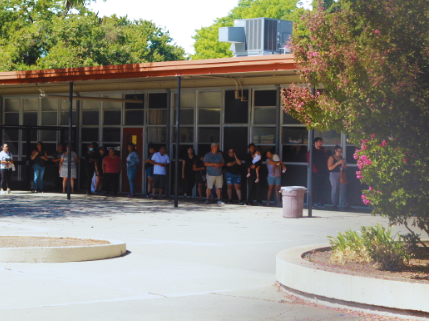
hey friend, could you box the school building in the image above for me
[0,54,364,205]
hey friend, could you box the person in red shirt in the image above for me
[102,148,122,196]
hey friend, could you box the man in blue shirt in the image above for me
[204,143,225,205]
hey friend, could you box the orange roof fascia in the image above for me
[0,55,296,86]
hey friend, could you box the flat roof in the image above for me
[0,55,298,95]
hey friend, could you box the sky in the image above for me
[90,0,240,55]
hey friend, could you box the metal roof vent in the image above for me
[219,18,293,57]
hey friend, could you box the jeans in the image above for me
[0,169,11,190]
[127,167,137,195]
[33,164,45,191]
[329,172,347,207]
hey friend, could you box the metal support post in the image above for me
[174,77,181,207]
[67,82,73,200]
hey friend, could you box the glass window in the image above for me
[172,127,193,143]
[82,111,99,125]
[252,127,276,145]
[102,94,122,109]
[149,93,168,109]
[148,127,166,143]
[22,129,38,141]
[41,112,57,125]
[173,92,195,108]
[149,110,167,125]
[173,109,194,125]
[4,113,19,125]
[125,94,144,109]
[198,144,212,157]
[223,127,248,157]
[4,99,20,112]
[282,112,302,125]
[314,129,341,145]
[346,145,357,165]
[224,90,248,124]
[42,99,58,111]
[172,144,193,159]
[3,129,19,141]
[40,130,56,142]
[198,91,221,108]
[198,109,220,125]
[82,128,99,142]
[104,110,121,125]
[60,99,76,110]
[282,145,308,162]
[82,99,101,110]
[23,112,37,126]
[60,111,77,125]
[254,107,276,124]
[23,98,38,111]
[102,127,120,142]
[282,127,308,144]
[125,110,144,125]
[198,127,219,143]
[254,90,277,106]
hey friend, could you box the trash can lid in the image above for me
[280,186,307,191]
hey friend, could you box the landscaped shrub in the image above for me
[328,224,411,271]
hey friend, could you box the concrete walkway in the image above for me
[0,193,412,320]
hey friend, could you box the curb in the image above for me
[0,237,127,263]
[276,244,429,314]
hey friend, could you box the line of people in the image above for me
[0,139,351,210]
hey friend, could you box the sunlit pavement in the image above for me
[0,193,406,320]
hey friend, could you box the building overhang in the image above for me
[0,55,298,95]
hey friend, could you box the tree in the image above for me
[191,0,306,60]
[0,0,185,71]
[282,0,429,240]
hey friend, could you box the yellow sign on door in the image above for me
[132,135,137,145]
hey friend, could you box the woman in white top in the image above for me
[0,143,14,194]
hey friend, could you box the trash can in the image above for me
[280,186,307,218]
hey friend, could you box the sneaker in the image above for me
[226,199,233,204]
[238,200,244,205]
[257,202,263,206]
[0,190,5,195]
[204,199,210,205]
[127,194,134,198]
[7,189,11,194]
[217,200,224,205]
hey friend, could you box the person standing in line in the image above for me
[327,145,348,210]
[59,144,79,193]
[148,146,170,199]
[246,143,262,206]
[30,141,48,193]
[52,143,64,192]
[266,150,285,207]
[0,143,14,194]
[84,143,99,196]
[126,143,140,197]
[193,155,207,201]
[204,143,225,205]
[102,148,122,196]
[182,147,198,199]
[307,137,329,208]
[144,144,156,197]
[95,147,105,194]
[224,148,243,204]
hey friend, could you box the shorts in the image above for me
[225,172,241,185]
[153,174,166,189]
[267,176,281,186]
[195,171,207,184]
[145,167,153,178]
[207,175,223,189]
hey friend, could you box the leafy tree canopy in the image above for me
[282,0,429,239]
[0,0,185,71]
[191,0,306,60]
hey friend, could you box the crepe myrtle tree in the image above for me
[281,0,429,241]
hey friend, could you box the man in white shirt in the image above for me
[148,146,170,199]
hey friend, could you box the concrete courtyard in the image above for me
[0,193,413,320]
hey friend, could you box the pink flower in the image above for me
[376,191,381,194]
[368,186,373,191]
[403,159,408,163]
[374,30,380,34]
[363,199,371,205]
[361,194,367,200]
[353,152,358,160]
[370,134,376,139]
[379,140,386,147]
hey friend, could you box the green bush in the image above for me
[328,224,410,271]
